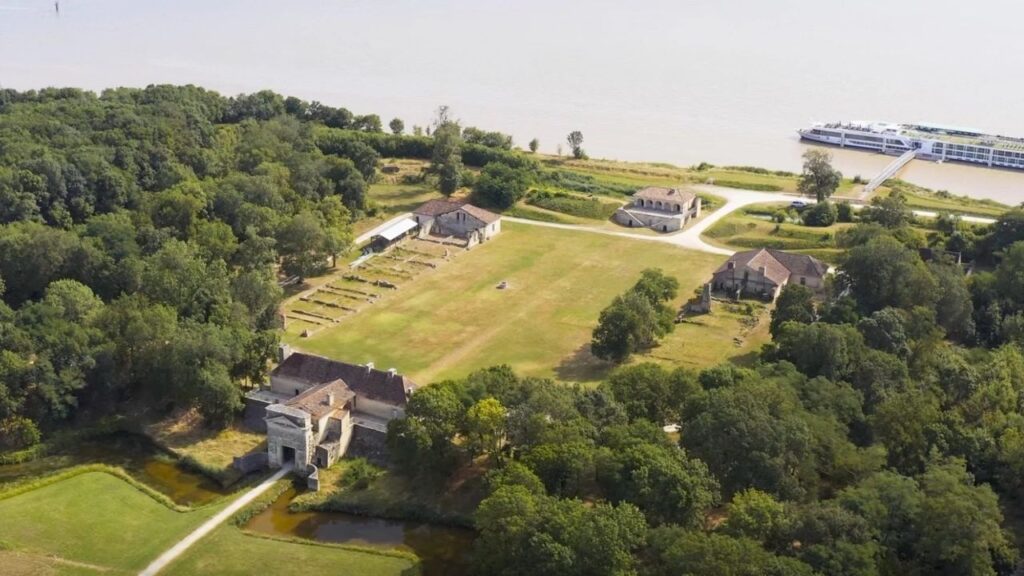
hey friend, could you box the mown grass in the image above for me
[285,222,758,384]
[163,525,417,576]
[703,203,852,255]
[0,469,222,572]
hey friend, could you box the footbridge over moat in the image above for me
[863,149,918,195]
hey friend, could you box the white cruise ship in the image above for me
[798,122,1024,170]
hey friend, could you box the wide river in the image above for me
[2,0,1023,203]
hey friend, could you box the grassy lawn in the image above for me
[702,203,851,263]
[0,471,222,573]
[877,179,1010,218]
[286,222,761,384]
[163,526,415,576]
[656,301,771,369]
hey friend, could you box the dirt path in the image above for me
[138,465,292,576]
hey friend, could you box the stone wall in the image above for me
[346,426,390,467]
[243,397,270,432]
[233,452,269,474]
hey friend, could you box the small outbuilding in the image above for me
[368,217,418,252]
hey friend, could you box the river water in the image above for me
[2,0,1023,203]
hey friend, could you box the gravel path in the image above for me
[506,184,995,254]
[138,465,292,576]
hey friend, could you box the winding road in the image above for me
[508,184,996,255]
[359,185,996,257]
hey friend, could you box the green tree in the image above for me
[596,442,719,527]
[528,138,539,153]
[466,397,507,460]
[802,201,838,227]
[276,211,328,279]
[645,528,815,576]
[840,235,939,313]
[722,488,788,545]
[472,162,532,209]
[798,149,842,202]
[770,284,816,338]
[915,459,1016,575]
[566,131,585,159]
[388,117,404,135]
[430,106,463,195]
[861,191,913,229]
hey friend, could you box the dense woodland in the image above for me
[7,86,1024,575]
[0,85,534,450]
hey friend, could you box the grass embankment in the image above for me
[164,525,416,576]
[292,460,482,527]
[287,222,761,383]
[0,468,221,573]
[878,179,1010,218]
[547,157,859,196]
[0,467,417,576]
[146,410,265,486]
[702,203,852,263]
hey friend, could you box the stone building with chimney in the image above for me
[244,347,417,474]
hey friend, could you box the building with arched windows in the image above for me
[613,186,701,232]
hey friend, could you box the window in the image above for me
[800,277,806,285]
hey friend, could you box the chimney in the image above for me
[278,344,292,363]
[387,368,398,379]
[326,392,335,406]
[365,362,374,373]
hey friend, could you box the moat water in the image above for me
[2,0,1023,202]
[0,433,475,571]
[0,432,230,505]
[246,487,475,576]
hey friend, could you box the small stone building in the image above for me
[711,248,829,300]
[614,187,701,232]
[245,347,417,473]
[414,199,501,246]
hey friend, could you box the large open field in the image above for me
[0,470,415,576]
[286,222,766,384]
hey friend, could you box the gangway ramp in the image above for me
[864,149,917,194]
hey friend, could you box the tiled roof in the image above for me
[285,379,355,420]
[414,199,465,217]
[633,186,696,204]
[413,199,501,225]
[459,203,501,224]
[713,249,828,285]
[272,353,416,406]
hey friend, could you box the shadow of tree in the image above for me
[555,343,616,383]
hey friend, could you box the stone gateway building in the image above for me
[414,199,501,246]
[711,248,829,300]
[614,186,701,232]
[244,347,417,472]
